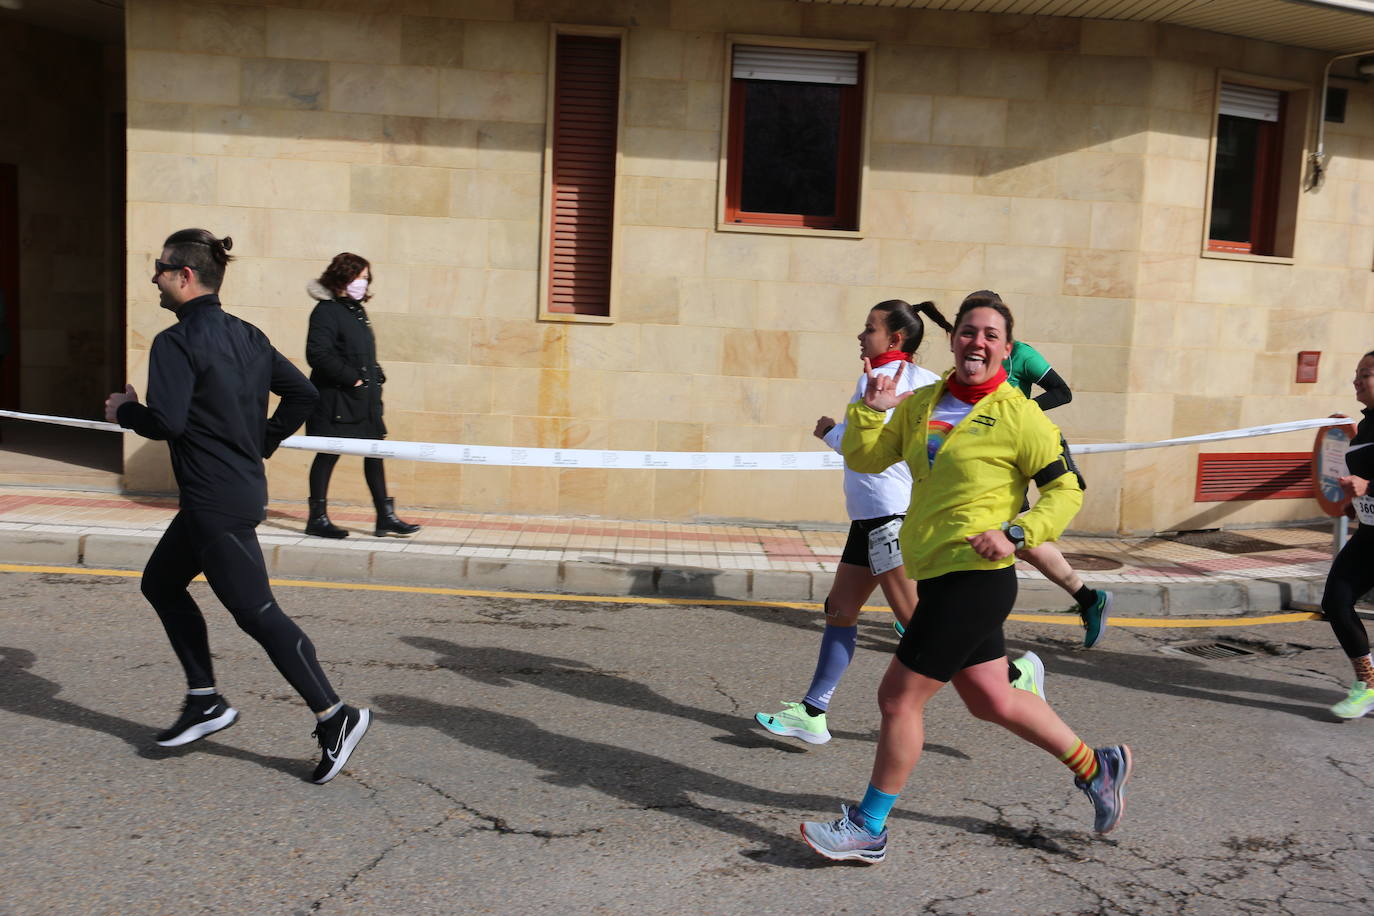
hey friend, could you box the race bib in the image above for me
[1355,494,1374,526]
[866,518,903,575]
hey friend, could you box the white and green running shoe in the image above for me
[754,701,832,745]
[1331,681,1374,719]
[1010,651,1046,700]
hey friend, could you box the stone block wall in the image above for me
[122,0,1374,533]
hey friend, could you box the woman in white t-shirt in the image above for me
[753,299,946,746]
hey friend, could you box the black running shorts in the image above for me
[839,514,904,568]
[895,566,1018,682]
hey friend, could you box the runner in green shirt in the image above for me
[1002,336,1110,648]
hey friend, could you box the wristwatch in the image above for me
[1003,523,1026,550]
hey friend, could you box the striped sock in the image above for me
[1060,738,1098,783]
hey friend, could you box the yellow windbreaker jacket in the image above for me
[841,372,1083,581]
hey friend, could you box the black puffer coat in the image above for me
[304,280,387,439]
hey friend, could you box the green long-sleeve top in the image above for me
[841,371,1083,581]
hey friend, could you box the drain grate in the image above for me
[1060,552,1124,571]
[1159,640,1256,660]
[1169,531,1288,555]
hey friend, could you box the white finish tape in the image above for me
[0,410,1350,469]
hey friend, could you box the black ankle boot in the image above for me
[305,498,348,539]
[374,497,420,537]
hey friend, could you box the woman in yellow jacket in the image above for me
[801,292,1132,864]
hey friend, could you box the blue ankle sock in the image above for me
[802,623,858,712]
[855,783,899,835]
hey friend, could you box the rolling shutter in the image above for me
[548,35,620,316]
[1195,452,1313,502]
[1218,83,1281,122]
[732,45,859,85]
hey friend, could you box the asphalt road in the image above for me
[2,568,1371,915]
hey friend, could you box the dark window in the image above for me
[1208,84,1284,255]
[1325,86,1347,123]
[725,46,863,230]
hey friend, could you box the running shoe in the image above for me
[801,803,887,863]
[1075,744,1133,834]
[754,701,831,745]
[155,694,239,747]
[1331,681,1374,719]
[311,705,371,784]
[1010,651,1046,700]
[1079,590,1112,649]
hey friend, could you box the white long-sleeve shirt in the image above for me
[822,361,940,520]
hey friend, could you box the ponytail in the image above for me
[161,228,235,292]
[871,298,951,356]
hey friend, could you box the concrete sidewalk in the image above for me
[0,483,1345,616]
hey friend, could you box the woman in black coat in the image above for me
[303,252,419,538]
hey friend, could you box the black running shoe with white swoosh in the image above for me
[311,705,371,784]
[155,694,239,747]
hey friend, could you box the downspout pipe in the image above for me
[1309,48,1374,188]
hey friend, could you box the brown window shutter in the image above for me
[1194,452,1313,502]
[549,35,620,316]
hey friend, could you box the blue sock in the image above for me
[802,623,857,712]
[855,783,899,835]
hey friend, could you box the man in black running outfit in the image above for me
[105,228,370,784]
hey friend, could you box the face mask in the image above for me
[345,277,369,300]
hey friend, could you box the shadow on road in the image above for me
[700,600,904,655]
[0,645,308,779]
[1019,641,1337,722]
[372,691,887,867]
[397,635,978,757]
[400,635,973,759]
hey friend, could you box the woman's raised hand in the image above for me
[860,358,912,411]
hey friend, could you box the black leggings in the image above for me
[310,453,386,506]
[1321,525,1374,659]
[141,510,340,713]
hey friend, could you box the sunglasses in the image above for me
[154,259,189,275]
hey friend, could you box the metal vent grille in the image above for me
[1160,641,1256,660]
[1195,452,1312,502]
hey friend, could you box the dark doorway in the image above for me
[0,6,125,487]
[0,162,17,411]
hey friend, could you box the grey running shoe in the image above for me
[801,803,888,863]
[1075,744,1133,834]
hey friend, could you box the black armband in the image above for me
[1032,368,1072,412]
[1032,456,1073,489]
[1034,434,1088,490]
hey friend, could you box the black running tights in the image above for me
[141,510,340,713]
[309,453,386,507]
[1321,525,1374,659]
